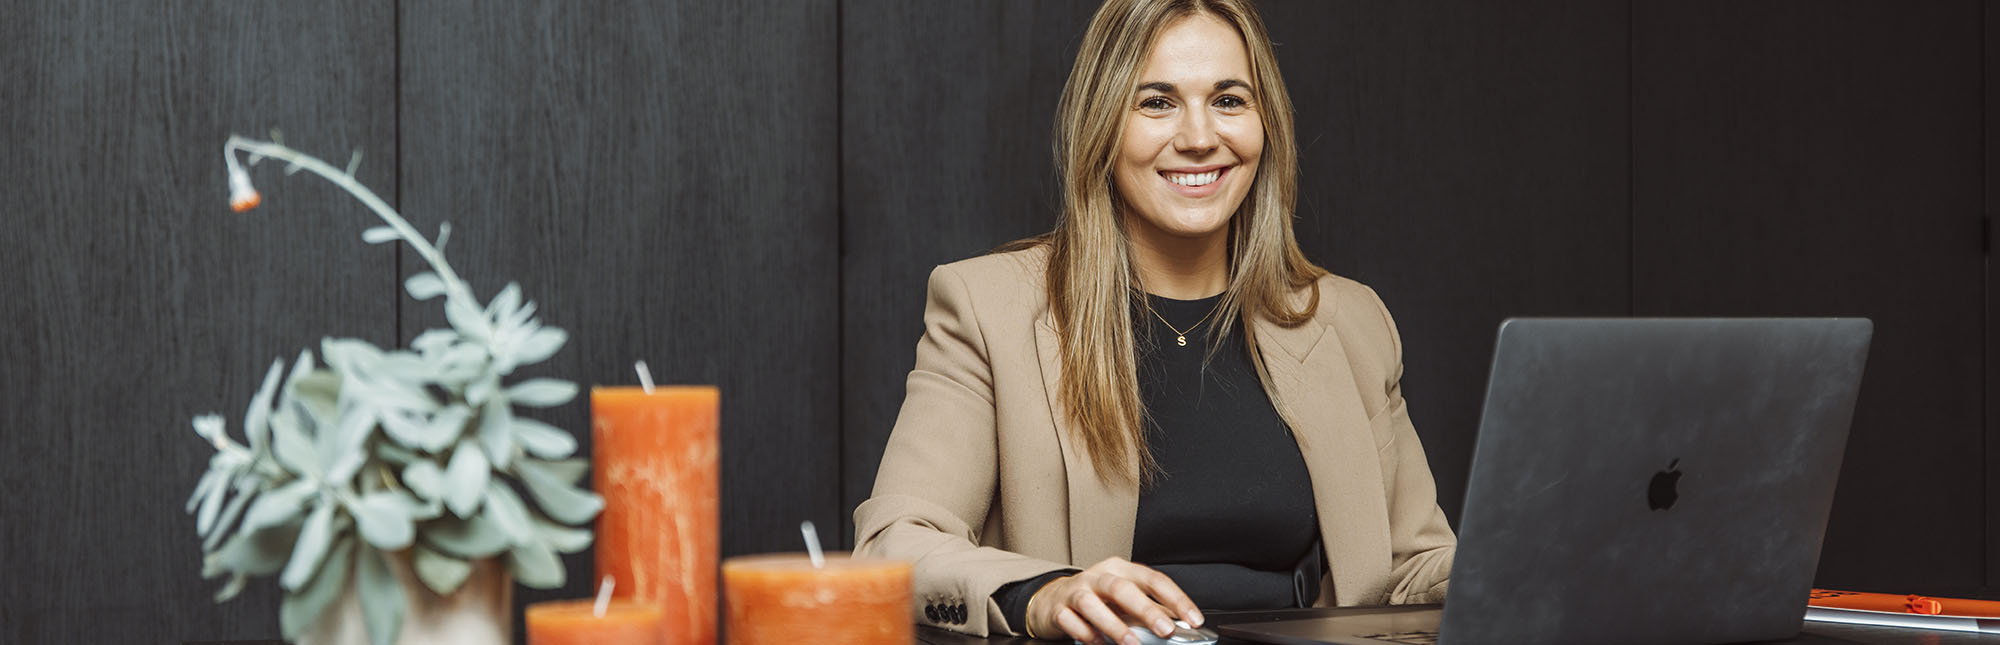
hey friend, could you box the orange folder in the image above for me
[1810,588,2000,618]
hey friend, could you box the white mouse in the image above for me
[1075,620,1218,645]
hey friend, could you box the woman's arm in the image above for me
[1366,287,1456,605]
[853,265,1074,636]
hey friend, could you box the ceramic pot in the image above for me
[300,552,511,645]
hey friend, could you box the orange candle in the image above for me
[593,386,720,645]
[722,553,913,645]
[526,599,665,645]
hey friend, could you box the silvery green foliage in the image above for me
[191,137,602,645]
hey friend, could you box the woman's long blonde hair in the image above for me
[1006,0,1327,486]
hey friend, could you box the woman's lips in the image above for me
[1160,165,1230,198]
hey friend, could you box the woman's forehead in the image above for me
[1136,14,1251,90]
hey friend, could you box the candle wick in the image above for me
[634,360,656,395]
[595,575,615,618]
[801,521,825,569]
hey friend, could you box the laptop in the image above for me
[1216,318,1873,645]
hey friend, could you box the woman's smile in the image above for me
[1159,164,1234,198]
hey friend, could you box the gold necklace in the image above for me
[1148,301,1220,347]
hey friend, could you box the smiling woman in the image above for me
[852,1,1457,643]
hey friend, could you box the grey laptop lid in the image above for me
[1438,318,1872,645]
[1216,318,1873,645]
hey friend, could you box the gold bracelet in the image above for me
[1022,575,1070,640]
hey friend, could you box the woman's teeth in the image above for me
[1165,169,1221,187]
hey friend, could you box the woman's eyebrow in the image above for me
[1135,79,1252,94]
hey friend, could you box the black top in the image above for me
[993,293,1323,629]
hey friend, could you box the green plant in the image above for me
[188,133,602,645]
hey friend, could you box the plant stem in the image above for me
[223,136,477,305]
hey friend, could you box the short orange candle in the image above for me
[722,553,913,645]
[593,386,720,645]
[526,599,665,645]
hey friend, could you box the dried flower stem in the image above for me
[223,136,475,305]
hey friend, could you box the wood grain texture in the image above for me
[0,2,397,643]
[396,0,840,630]
[1988,0,1999,592]
[1633,1,1986,593]
[1269,0,1632,526]
[838,0,1101,547]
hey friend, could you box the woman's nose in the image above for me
[1174,110,1218,154]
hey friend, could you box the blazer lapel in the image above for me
[1255,314,1396,606]
[1036,311,1138,566]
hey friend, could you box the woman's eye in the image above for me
[1140,97,1174,111]
[1215,95,1248,110]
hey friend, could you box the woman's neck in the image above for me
[1125,219,1229,300]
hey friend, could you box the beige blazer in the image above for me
[853,246,1455,637]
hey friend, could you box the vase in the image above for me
[300,552,512,645]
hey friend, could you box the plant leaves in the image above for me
[191,414,227,445]
[240,478,314,534]
[514,458,602,526]
[443,437,490,518]
[320,337,385,376]
[510,418,577,459]
[352,491,415,550]
[506,379,577,408]
[411,328,458,354]
[402,461,445,500]
[486,282,523,320]
[445,295,490,340]
[357,545,407,645]
[478,398,514,469]
[361,225,400,244]
[466,374,502,406]
[507,537,564,589]
[188,470,222,514]
[423,404,474,453]
[483,481,536,545]
[281,498,336,590]
[279,535,354,641]
[244,359,285,455]
[512,327,567,366]
[533,515,593,553]
[213,572,248,603]
[412,543,473,596]
[195,472,229,536]
[420,511,510,559]
[271,408,320,478]
[405,272,447,301]
[527,457,590,485]
[208,517,301,577]
[204,478,260,552]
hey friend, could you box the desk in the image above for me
[915,607,2000,645]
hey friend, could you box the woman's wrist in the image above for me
[1023,575,1072,640]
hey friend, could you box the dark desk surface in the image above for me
[916,606,2000,645]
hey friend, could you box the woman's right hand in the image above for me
[1024,557,1204,644]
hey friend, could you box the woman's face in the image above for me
[1114,14,1263,243]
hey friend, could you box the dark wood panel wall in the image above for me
[0,1,1994,642]
[1631,0,1987,594]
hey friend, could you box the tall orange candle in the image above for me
[593,386,720,645]
[722,553,913,645]
[526,599,665,645]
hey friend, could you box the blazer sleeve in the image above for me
[853,265,1072,637]
[1368,288,1457,605]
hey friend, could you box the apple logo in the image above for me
[1648,458,1682,511]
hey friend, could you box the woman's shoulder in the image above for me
[926,244,1052,324]
[1295,271,1403,352]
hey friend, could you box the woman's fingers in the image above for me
[1072,588,1136,640]
[1095,575,1177,636]
[1054,607,1103,644]
[1127,564,1204,627]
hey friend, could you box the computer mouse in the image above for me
[1074,620,1218,645]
